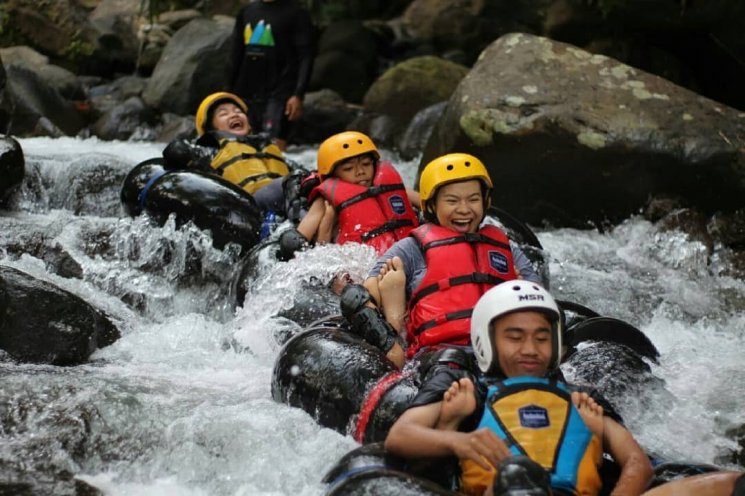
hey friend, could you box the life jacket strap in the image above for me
[336,183,406,211]
[360,218,416,241]
[409,273,507,308]
[237,172,283,188]
[412,308,473,336]
[421,233,511,252]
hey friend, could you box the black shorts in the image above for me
[246,97,295,141]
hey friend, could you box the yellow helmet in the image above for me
[419,153,493,210]
[317,131,379,177]
[195,92,248,136]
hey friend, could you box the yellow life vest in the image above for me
[460,377,603,496]
[210,135,290,195]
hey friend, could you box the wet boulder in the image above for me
[397,101,448,159]
[310,21,379,104]
[423,33,745,227]
[90,95,156,141]
[0,46,85,101]
[142,17,233,116]
[294,89,360,145]
[0,265,120,365]
[3,64,86,137]
[0,135,24,205]
[363,55,468,126]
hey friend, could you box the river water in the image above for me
[1,137,743,495]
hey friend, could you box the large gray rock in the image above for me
[0,265,120,365]
[310,21,379,103]
[423,33,745,226]
[0,46,85,100]
[294,89,360,145]
[363,55,468,124]
[0,135,24,205]
[90,95,155,141]
[87,0,141,71]
[143,17,233,116]
[3,65,86,137]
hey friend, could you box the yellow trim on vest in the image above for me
[211,140,289,195]
[459,387,604,496]
[492,389,569,468]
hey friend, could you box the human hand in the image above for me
[451,428,512,471]
[317,200,335,244]
[285,95,303,121]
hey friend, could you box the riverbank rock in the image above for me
[0,135,24,205]
[0,265,120,365]
[310,21,379,104]
[363,55,468,124]
[3,64,86,137]
[422,33,745,227]
[142,17,233,116]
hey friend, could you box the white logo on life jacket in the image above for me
[519,405,550,428]
[389,195,406,215]
[489,251,509,273]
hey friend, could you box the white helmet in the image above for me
[470,280,562,374]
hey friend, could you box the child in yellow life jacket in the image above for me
[163,92,309,221]
[277,131,421,260]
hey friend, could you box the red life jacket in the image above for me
[406,223,518,355]
[309,161,419,254]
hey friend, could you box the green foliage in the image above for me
[0,5,10,37]
[0,5,23,46]
[63,31,95,62]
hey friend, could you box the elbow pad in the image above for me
[340,284,399,353]
[277,227,308,261]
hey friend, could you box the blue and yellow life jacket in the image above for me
[460,377,603,496]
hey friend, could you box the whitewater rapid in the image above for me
[0,137,742,495]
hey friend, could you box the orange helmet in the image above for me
[317,131,379,177]
[419,153,493,211]
[195,92,248,136]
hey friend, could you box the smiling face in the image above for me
[433,179,484,233]
[210,102,251,136]
[331,153,375,186]
[492,311,552,378]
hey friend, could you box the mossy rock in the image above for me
[363,55,468,122]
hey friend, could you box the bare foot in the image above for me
[378,256,406,332]
[572,391,604,440]
[437,377,477,431]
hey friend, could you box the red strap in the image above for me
[354,371,405,443]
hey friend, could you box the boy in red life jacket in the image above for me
[338,153,542,369]
[277,131,420,260]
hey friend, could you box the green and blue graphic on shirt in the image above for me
[243,20,275,46]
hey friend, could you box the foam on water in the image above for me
[1,137,742,495]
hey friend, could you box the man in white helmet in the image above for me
[385,281,743,496]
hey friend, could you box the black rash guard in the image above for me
[226,0,314,101]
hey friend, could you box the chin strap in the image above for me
[340,284,400,353]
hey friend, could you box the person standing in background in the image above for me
[226,0,314,151]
